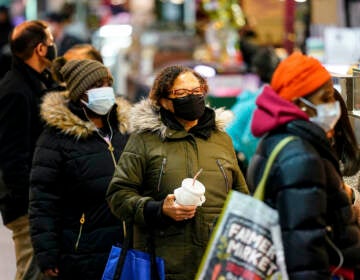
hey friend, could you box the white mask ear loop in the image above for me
[82,106,92,122]
[299,97,317,111]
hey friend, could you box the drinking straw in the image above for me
[192,168,203,186]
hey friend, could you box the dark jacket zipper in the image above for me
[216,159,229,192]
[74,213,85,251]
[96,114,117,168]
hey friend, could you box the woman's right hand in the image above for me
[162,194,197,221]
[44,267,59,277]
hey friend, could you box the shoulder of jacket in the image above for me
[257,134,324,170]
[261,134,316,156]
[37,125,69,144]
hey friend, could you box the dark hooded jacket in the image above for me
[247,86,360,279]
[106,100,249,280]
[0,57,57,225]
[29,90,131,280]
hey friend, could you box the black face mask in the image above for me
[169,94,205,121]
[45,44,57,62]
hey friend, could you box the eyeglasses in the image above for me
[169,86,206,97]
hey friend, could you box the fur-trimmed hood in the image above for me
[40,91,131,138]
[129,99,234,138]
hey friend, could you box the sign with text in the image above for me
[196,191,288,280]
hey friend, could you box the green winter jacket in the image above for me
[106,100,248,280]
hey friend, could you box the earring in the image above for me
[301,107,307,112]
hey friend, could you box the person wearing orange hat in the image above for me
[246,52,360,279]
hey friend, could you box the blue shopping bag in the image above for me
[102,221,165,280]
[102,245,165,280]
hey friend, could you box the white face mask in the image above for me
[81,87,115,115]
[299,97,341,133]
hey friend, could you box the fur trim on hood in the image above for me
[40,91,131,138]
[129,99,233,139]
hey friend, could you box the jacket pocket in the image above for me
[153,224,184,239]
[192,207,221,247]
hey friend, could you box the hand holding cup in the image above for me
[162,194,196,221]
[174,178,206,206]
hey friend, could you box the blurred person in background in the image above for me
[106,65,249,280]
[226,47,280,174]
[0,5,14,78]
[59,2,90,42]
[238,21,259,73]
[247,52,360,279]
[0,20,58,280]
[226,46,280,173]
[29,58,131,279]
[45,11,85,56]
[0,5,13,50]
[63,43,103,63]
[9,0,25,26]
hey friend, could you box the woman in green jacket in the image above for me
[106,65,249,280]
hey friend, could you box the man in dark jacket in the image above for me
[0,20,57,280]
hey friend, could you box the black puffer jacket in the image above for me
[0,57,57,224]
[29,91,130,280]
[248,119,360,279]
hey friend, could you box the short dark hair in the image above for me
[252,46,280,84]
[10,20,49,60]
[149,65,208,107]
[46,12,66,23]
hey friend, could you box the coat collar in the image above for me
[40,91,131,139]
[286,119,340,171]
[129,99,234,140]
[12,57,56,96]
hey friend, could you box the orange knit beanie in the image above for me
[270,52,331,101]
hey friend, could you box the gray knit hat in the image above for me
[53,58,112,101]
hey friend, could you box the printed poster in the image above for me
[196,190,288,280]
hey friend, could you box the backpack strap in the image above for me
[253,136,298,201]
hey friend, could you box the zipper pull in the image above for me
[103,136,113,150]
[216,159,229,193]
[75,213,85,251]
[108,142,114,152]
[157,158,167,192]
[106,140,117,168]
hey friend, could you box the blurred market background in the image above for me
[1,0,360,102]
[1,0,360,278]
